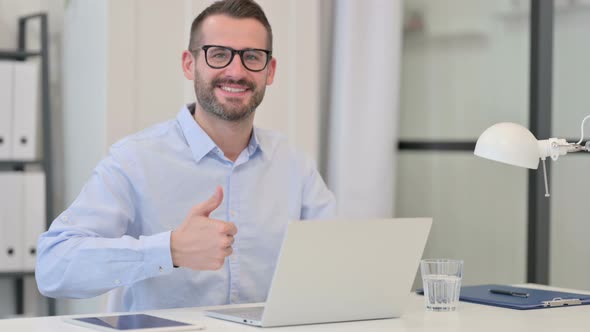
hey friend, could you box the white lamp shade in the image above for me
[474,122,540,169]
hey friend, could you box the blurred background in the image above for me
[0,0,589,318]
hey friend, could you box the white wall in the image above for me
[59,0,109,315]
[62,0,107,208]
[0,0,64,318]
[550,5,590,290]
[13,0,590,318]
[400,0,529,141]
[398,0,590,290]
[397,0,530,286]
[105,0,187,147]
[62,0,323,201]
[100,0,321,158]
[57,0,324,315]
[326,0,402,218]
[255,0,321,160]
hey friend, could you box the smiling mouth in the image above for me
[219,85,248,93]
[213,78,255,95]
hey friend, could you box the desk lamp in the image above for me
[474,116,590,197]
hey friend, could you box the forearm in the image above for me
[36,230,173,299]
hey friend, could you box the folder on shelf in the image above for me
[460,284,590,310]
[12,61,40,161]
[0,61,14,160]
[0,173,24,272]
[22,171,46,271]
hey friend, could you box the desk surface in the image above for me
[2,284,590,331]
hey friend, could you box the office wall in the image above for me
[396,0,529,286]
[550,5,590,290]
[103,0,186,147]
[62,0,107,216]
[100,0,321,159]
[0,0,64,318]
[58,0,109,315]
[58,0,323,315]
[0,0,66,227]
[9,0,588,319]
[398,0,590,290]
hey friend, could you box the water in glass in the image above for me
[423,274,461,311]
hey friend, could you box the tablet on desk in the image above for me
[63,313,204,332]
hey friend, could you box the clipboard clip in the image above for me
[541,297,582,307]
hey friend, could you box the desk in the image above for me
[2,285,590,331]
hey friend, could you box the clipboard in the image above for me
[417,284,590,310]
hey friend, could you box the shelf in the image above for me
[0,161,43,172]
[0,271,34,278]
[0,12,55,317]
[0,161,43,165]
[0,50,41,61]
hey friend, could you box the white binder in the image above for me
[22,171,46,271]
[12,61,40,161]
[0,173,24,272]
[0,61,14,160]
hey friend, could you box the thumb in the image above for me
[193,186,224,217]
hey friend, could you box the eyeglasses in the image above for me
[194,45,272,72]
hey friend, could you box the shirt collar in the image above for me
[177,105,217,163]
[248,127,263,157]
[176,104,267,163]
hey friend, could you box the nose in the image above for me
[223,53,248,78]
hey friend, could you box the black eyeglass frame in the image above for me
[193,45,273,72]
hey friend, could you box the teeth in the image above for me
[220,86,246,93]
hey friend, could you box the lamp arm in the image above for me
[539,115,590,158]
[576,115,590,145]
[536,139,586,198]
[562,142,586,153]
[538,139,586,161]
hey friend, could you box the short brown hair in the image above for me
[188,0,273,51]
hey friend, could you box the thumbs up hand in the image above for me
[170,186,237,270]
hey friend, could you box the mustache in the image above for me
[211,78,256,90]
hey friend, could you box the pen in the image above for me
[489,289,530,298]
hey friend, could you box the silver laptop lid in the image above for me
[261,218,432,327]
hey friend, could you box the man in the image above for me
[36,0,335,312]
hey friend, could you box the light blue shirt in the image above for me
[36,105,336,312]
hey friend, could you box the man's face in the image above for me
[191,15,276,122]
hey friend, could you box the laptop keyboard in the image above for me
[212,306,264,321]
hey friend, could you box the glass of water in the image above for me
[420,259,463,311]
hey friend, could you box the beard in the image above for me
[194,70,266,122]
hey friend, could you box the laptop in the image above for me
[204,218,432,327]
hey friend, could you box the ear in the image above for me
[265,57,277,86]
[181,50,196,80]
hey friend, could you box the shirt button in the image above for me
[61,215,69,223]
[230,210,237,218]
[231,295,238,303]
[114,279,121,285]
[158,266,164,272]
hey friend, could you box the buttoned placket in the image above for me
[227,159,243,304]
[218,144,253,304]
